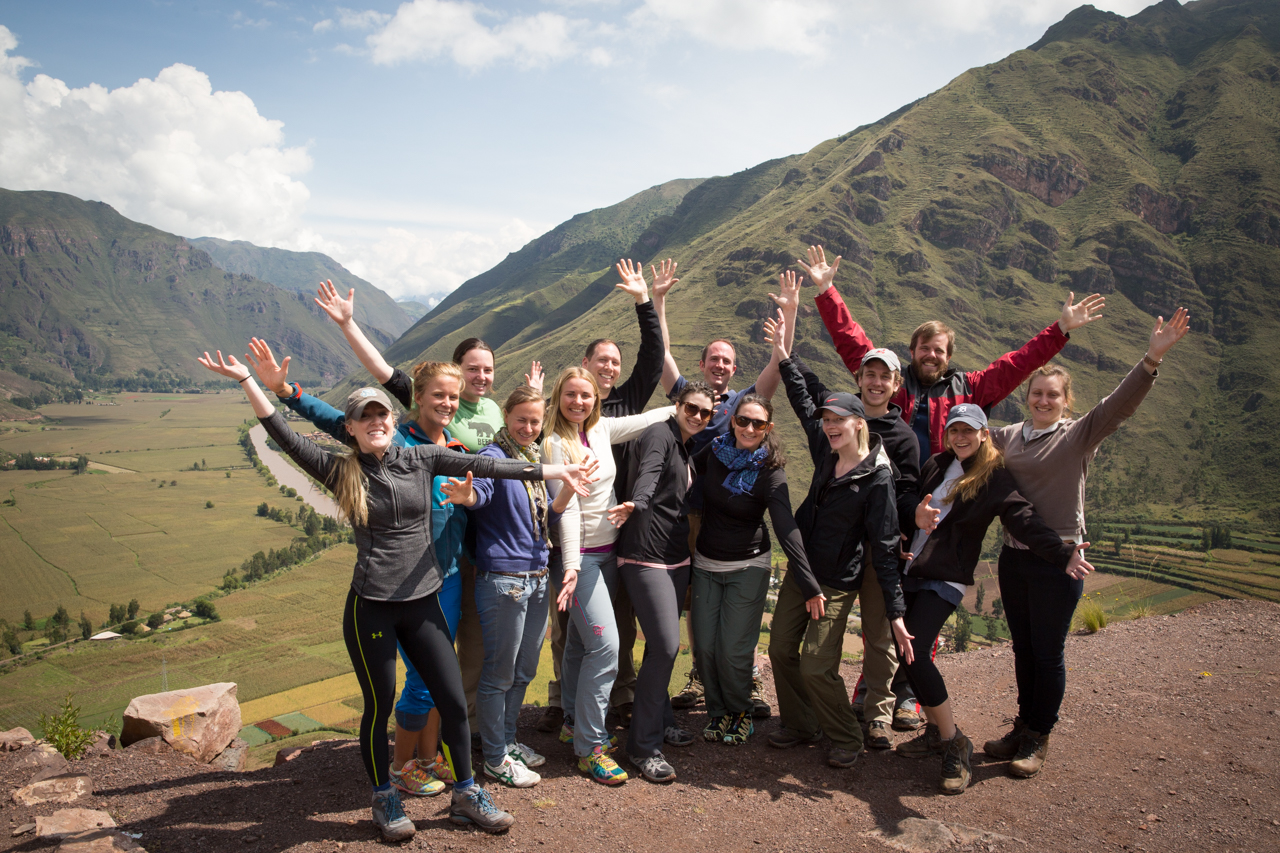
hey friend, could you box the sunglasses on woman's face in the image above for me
[681,402,714,421]
[734,415,771,431]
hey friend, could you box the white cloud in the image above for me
[0,26,313,246]
[629,0,837,56]
[337,7,392,29]
[313,18,335,32]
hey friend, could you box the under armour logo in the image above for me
[371,631,383,639]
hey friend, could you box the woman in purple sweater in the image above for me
[983,307,1189,779]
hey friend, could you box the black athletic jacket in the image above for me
[616,417,694,565]
[602,300,664,501]
[908,450,1074,587]
[780,359,904,616]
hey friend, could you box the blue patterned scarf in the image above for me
[711,432,769,496]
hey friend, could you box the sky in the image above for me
[0,0,1158,305]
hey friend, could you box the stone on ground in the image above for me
[121,683,241,763]
[35,808,116,839]
[12,773,94,805]
[0,727,35,750]
[210,738,248,772]
[59,829,148,852]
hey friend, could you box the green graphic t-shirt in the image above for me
[450,396,503,452]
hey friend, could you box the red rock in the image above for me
[12,773,94,805]
[0,726,35,750]
[274,747,303,766]
[121,683,241,763]
[17,743,70,779]
[35,808,115,839]
[124,736,171,755]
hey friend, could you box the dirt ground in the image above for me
[4,598,1279,853]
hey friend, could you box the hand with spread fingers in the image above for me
[440,472,478,507]
[1145,306,1190,370]
[1057,291,1105,334]
[650,258,679,299]
[606,501,635,528]
[615,259,649,303]
[246,338,292,396]
[796,244,840,292]
[315,279,356,326]
[525,360,544,394]
[1065,542,1095,580]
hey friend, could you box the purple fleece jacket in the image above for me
[470,442,562,574]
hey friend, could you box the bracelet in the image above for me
[238,375,252,384]
[1142,353,1162,369]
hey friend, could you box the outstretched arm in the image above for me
[650,259,681,394]
[609,260,665,412]
[754,268,804,399]
[315,280,393,384]
[198,350,276,419]
[246,339,347,441]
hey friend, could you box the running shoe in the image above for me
[671,669,704,709]
[722,712,754,746]
[449,784,515,833]
[483,754,540,788]
[508,742,546,768]
[628,751,677,783]
[371,787,416,841]
[428,752,455,785]
[390,758,446,797]
[664,726,695,748]
[703,715,729,742]
[577,744,629,785]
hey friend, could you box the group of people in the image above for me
[198,245,1189,840]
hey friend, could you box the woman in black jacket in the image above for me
[690,393,812,747]
[897,403,1093,796]
[765,315,913,769]
[607,381,716,783]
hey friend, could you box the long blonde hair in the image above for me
[409,361,463,423]
[941,428,1003,506]
[328,452,369,527]
[544,367,602,464]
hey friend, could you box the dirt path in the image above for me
[4,598,1278,852]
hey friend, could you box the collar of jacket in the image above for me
[830,433,891,482]
[861,402,905,424]
[930,449,982,475]
[666,415,697,452]
[357,442,403,467]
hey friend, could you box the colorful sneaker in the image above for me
[939,730,974,795]
[751,670,772,718]
[391,758,446,797]
[703,715,729,742]
[896,723,943,759]
[483,754,540,788]
[865,720,892,750]
[449,784,515,833]
[428,753,455,785]
[670,669,704,709]
[558,716,576,745]
[371,787,416,841]
[722,712,754,746]
[983,717,1027,760]
[508,742,546,768]
[664,726,695,748]
[577,744,628,785]
[628,751,677,783]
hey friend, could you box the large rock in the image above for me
[210,738,247,772]
[59,830,147,853]
[13,773,93,805]
[0,726,35,750]
[36,808,115,839]
[16,743,70,779]
[121,683,240,763]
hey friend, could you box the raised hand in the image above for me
[1147,306,1190,362]
[768,269,803,314]
[197,350,250,382]
[315,279,355,326]
[1058,292,1105,333]
[915,494,940,534]
[1064,542,1094,581]
[796,244,840,292]
[650,258,679,299]
[763,309,790,360]
[525,360,544,394]
[805,593,826,620]
[891,617,915,665]
[556,568,579,612]
[246,338,292,396]
[606,501,635,528]
[439,472,477,507]
[615,259,649,303]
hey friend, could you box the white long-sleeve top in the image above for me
[541,407,674,574]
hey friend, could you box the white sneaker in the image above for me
[508,742,546,768]
[484,754,541,788]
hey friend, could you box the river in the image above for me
[249,423,341,519]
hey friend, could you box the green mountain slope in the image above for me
[0,189,370,391]
[189,237,412,344]
[342,0,1280,520]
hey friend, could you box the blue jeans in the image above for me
[395,568,462,729]
[560,551,621,758]
[475,569,549,766]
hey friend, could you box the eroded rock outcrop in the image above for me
[973,146,1089,206]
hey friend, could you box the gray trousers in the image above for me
[622,562,690,758]
[690,565,769,717]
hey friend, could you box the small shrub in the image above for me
[1074,596,1110,633]
[205,500,214,509]
[38,694,97,760]
[1127,602,1154,620]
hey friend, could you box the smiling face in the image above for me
[945,422,988,461]
[505,400,545,447]
[820,410,861,453]
[698,341,737,394]
[583,342,622,394]
[458,348,494,402]
[345,402,394,455]
[414,375,461,432]
[1026,374,1068,429]
[733,402,772,452]
[911,333,951,385]
[559,377,597,426]
[678,392,715,441]
[857,360,900,415]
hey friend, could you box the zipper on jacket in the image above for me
[380,457,401,526]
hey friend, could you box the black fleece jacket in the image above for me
[603,300,665,501]
[616,417,694,565]
[907,450,1074,586]
[781,358,904,616]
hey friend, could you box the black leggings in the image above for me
[342,588,471,788]
[901,589,957,709]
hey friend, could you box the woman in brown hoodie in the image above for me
[983,307,1190,779]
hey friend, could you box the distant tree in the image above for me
[257,501,269,517]
[193,599,219,621]
[975,581,986,614]
[2,626,20,655]
[322,516,339,534]
[225,472,231,479]
[1211,524,1232,549]
[23,610,34,630]
[122,620,140,635]
[78,612,93,640]
[283,509,294,526]
[108,604,126,625]
[53,604,70,629]
[953,606,972,653]
[74,455,88,475]
[202,459,207,470]
[44,621,65,644]
[205,500,214,509]
[169,480,177,487]
[992,597,1004,619]
[127,599,140,620]
[304,513,321,537]
[145,612,164,630]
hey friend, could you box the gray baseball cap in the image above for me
[345,387,395,420]
[945,403,988,431]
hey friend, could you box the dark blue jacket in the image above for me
[471,443,561,574]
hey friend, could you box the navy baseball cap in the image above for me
[817,391,865,419]
[945,403,987,430]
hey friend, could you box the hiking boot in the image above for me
[827,746,862,768]
[629,751,677,783]
[893,703,922,731]
[508,742,546,769]
[483,754,540,788]
[664,726,695,748]
[1009,730,1050,778]
[767,727,823,749]
[536,705,564,733]
[703,714,729,742]
[751,673,772,718]
[577,744,628,785]
[939,730,973,795]
[983,717,1028,760]
[611,701,634,728]
[371,788,416,841]
[896,723,943,758]
[722,712,754,746]
[671,669,704,709]
[865,720,892,750]
[449,784,515,833]
[391,758,446,797]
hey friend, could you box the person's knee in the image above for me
[798,651,839,681]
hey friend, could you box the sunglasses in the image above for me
[734,415,771,431]
[681,402,714,421]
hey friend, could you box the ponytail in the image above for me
[327,450,368,527]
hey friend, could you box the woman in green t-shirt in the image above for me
[447,337,504,452]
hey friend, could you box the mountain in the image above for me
[396,300,434,322]
[0,189,372,392]
[189,237,412,345]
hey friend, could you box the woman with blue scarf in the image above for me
[691,394,814,747]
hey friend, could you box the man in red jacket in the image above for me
[798,245,1104,467]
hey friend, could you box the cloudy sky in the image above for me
[0,0,1156,304]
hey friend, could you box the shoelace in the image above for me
[1012,736,1040,761]
[467,785,501,817]
[381,791,407,822]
